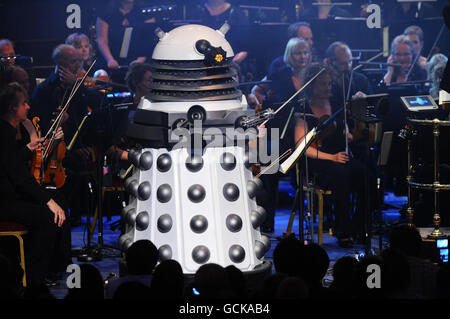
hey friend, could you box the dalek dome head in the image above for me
[148,24,242,103]
[152,24,234,61]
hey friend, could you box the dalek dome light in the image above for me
[152,24,234,61]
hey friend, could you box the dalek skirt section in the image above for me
[120,146,269,274]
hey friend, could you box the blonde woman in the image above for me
[65,32,94,71]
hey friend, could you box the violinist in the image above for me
[1,65,31,95]
[250,38,312,233]
[323,42,373,112]
[65,32,94,72]
[294,63,371,248]
[383,35,427,86]
[403,25,427,71]
[0,82,66,286]
[31,44,101,163]
[31,44,102,226]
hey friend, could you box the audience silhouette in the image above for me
[105,239,158,299]
[1,227,445,300]
[150,259,184,300]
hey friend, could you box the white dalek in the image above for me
[119,24,272,276]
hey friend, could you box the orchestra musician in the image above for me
[2,65,74,279]
[1,65,31,95]
[299,0,352,21]
[96,0,156,72]
[428,53,448,100]
[197,0,249,28]
[251,37,312,232]
[107,62,153,164]
[65,33,94,72]
[403,25,427,71]
[440,1,450,95]
[0,82,66,286]
[31,44,102,227]
[323,41,373,111]
[31,44,101,162]
[294,63,372,248]
[268,21,317,75]
[0,39,15,67]
[383,35,427,86]
[252,37,312,110]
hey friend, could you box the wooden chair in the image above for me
[283,182,332,245]
[303,185,332,245]
[0,222,28,287]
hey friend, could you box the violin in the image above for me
[41,116,67,188]
[77,69,110,89]
[31,61,98,187]
[31,112,67,188]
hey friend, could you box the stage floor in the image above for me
[50,181,410,299]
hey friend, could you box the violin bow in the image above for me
[43,59,97,142]
[261,67,326,126]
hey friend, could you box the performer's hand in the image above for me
[346,132,354,143]
[418,56,427,69]
[130,57,147,66]
[58,66,77,86]
[47,199,66,227]
[232,51,248,64]
[107,58,119,69]
[54,127,64,140]
[27,137,45,151]
[247,93,260,109]
[333,152,349,164]
[352,91,366,99]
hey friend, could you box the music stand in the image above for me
[349,93,391,254]
[374,131,394,251]
[77,88,129,262]
[280,108,344,243]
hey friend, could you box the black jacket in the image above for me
[0,119,51,205]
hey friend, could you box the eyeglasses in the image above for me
[394,53,411,57]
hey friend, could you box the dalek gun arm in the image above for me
[236,108,275,130]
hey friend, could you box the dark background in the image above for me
[1,0,448,80]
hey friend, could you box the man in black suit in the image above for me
[0,83,66,287]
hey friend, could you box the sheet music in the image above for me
[439,89,450,105]
[279,128,316,174]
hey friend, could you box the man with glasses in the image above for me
[323,41,373,112]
